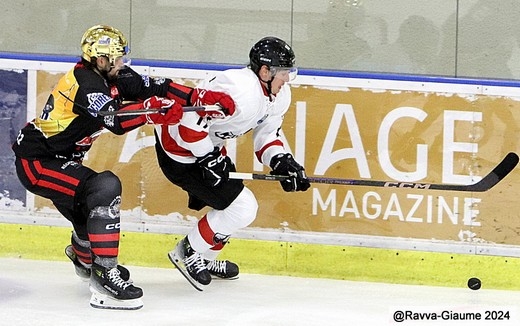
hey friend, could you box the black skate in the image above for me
[64,245,131,282]
[64,245,91,280]
[167,237,211,291]
[206,259,239,280]
[89,263,143,310]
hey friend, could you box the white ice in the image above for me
[1,257,519,326]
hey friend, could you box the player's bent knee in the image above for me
[228,187,258,228]
[84,171,122,209]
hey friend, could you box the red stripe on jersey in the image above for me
[197,215,215,246]
[91,247,119,257]
[118,102,143,112]
[89,233,120,242]
[38,180,75,196]
[120,116,145,129]
[255,139,284,163]
[21,158,37,185]
[167,82,192,106]
[34,161,80,186]
[159,125,194,157]
[178,124,208,143]
[117,103,147,130]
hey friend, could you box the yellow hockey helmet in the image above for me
[80,25,129,64]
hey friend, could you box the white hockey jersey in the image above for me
[155,67,291,166]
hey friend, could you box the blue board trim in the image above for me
[1,51,520,88]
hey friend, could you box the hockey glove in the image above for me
[191,88,236,118]
[196,147,232,187]
[142,96,183,125]
[270,153,311,192]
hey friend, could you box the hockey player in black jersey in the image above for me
[12,25,235,309]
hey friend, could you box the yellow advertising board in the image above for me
[30,68,520,248]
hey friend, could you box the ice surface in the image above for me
[0,258,519,326]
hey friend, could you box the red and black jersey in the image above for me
[12,61,193,161]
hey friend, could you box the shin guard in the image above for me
[71,231,92,267]
[87,198,121,268]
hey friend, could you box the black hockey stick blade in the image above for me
[427,152,518,192]
[229,152,518,192]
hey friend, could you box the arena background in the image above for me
[2,0,520,289]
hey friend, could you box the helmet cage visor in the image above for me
[88,37,129,65]
[104,54,131,67]
[269,66,298,82]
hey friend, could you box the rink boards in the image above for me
[1,55,520,256]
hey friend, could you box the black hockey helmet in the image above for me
[249,37,295,74]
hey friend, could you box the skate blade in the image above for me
[74,269,91,282]
[65,245,133,283]
[210,275,239,280]
[89,288,143,310]
[167,251,205,292]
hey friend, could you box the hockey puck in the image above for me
[467,277,481,290]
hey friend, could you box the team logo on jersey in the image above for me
[141,75,150,87]
[87,92,112,115]
[40,96,54,120]
[103,105,115,127]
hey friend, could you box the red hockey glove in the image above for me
[191,88,236,117]
[142,96,183,125]
[143,96,175,111]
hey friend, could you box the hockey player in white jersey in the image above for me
[154,36,310,290]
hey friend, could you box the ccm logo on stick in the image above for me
[384,182,431,189]
[105,223,121,230]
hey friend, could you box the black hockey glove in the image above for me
[270,153,311,192]
[196,147,232,187]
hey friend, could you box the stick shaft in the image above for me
[229,152,518,192]
[58,90,222,116]
[97,105,221,116]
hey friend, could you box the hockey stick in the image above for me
[57,91,222,116]
[96,105,222,116]
[229,152,518,192]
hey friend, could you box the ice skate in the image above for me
[64,245,91,280]
[206,259,239,280]
[65,245,131,282]
[89,262,143,310]
[167,237,211,291]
